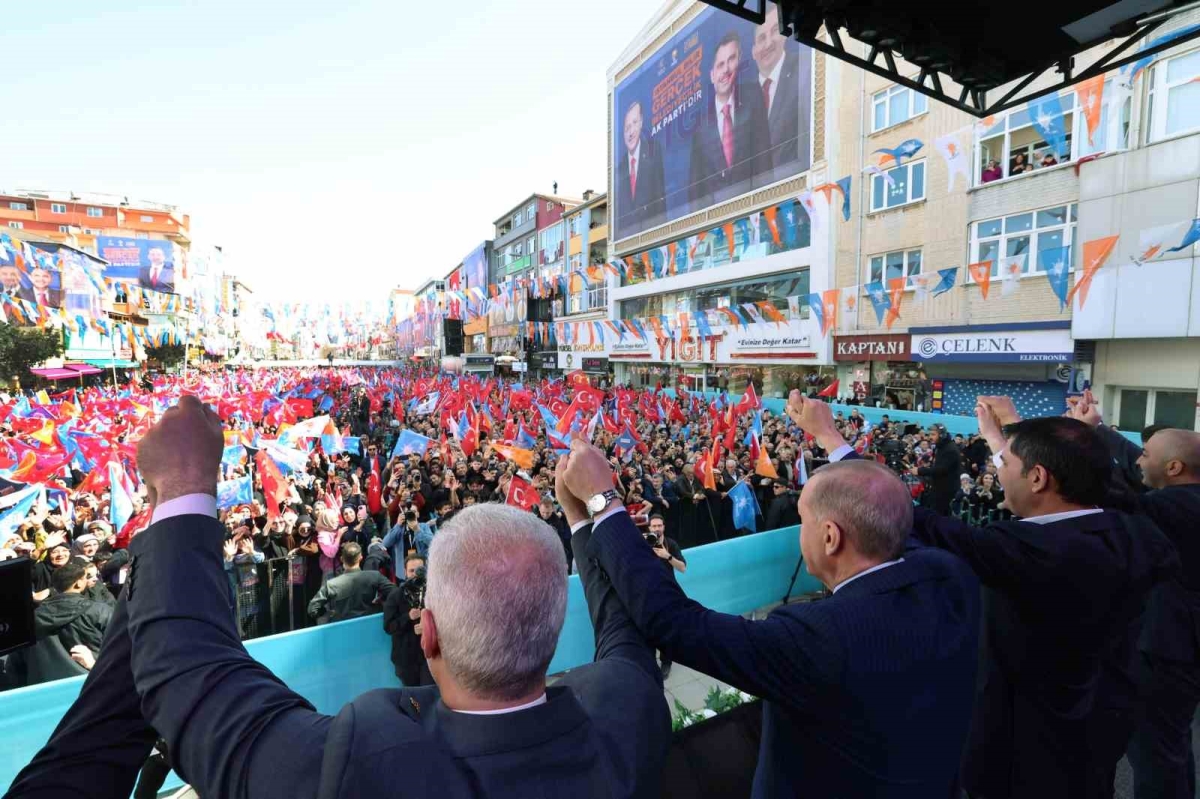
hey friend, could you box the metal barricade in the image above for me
[232,558,295,640]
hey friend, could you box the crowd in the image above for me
[4,365,1200,799]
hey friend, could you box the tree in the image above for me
[0,325,64,386]
[144,342,186,368]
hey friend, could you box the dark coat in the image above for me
[917,437,962,515]
[587,510,981,798]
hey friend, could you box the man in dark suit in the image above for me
[615,99,666,237]
[912,424,961,516]
[1071,393,1200,798]
[688,32,771,210]
[307,541,396,623]
[137,246,174,291]
[7,396,671,799]
[796,391,1180,799]
[17,266,63,307]
[559,431,981,797]
[752,3,807,177]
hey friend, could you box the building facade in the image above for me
[606,0,830,398]
[823,9,1200,429]
[555,191,612,378]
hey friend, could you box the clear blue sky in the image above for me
[0,0,653,301]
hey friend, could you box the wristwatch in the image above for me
[586,489,620,516]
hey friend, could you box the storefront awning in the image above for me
[29,367,81,381]
[64,363,103,376]
[78,358,140,369]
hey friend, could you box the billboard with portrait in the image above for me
[95,236,179,293]
[611,1,812,242]
[462,243,489,318]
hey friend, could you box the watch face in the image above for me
[587,494,607,513]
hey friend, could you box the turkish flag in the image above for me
[817,379,840,398]
[366,471,383,515]
[566,370,590,389]
[286,398,315,418]
[505,474,539,511]
[255,450,289,520]
[735,383,760,415]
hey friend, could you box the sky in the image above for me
[0,0,653,302]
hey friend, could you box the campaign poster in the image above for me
[95,236,179,293]
[611,1,812,242]
[462,243,489,318]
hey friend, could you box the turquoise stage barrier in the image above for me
[683,390,1141,444]
[0,525,815,794]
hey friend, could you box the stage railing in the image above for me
[0,525,816,794]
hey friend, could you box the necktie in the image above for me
[151,268,159,287]
[761,78,773,116]
[38,291,48,306]
[721,104,734,169]
[630,157,637,199]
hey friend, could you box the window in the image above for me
[870,161,926,211]
[867,249,922,283]
[975,85,1131,185]
[619,271,809,320]
[513,210,523,226]
[8,202,28,211]
[7,222,22,229]
[527,201,537,220]
[140,214,155,222]
[1118,388,1197,431]
[527,235,536,260]
[58,225,70,233]
[970,203,1077,277]
[50,203,67,214]
[83,228,98,235]
[1146,50,1200,143]
[86,206,103,217]
[568,215,581,237]
[871,85,927,132]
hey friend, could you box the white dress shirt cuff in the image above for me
[151,493,219,525]
[569,505,627,535]
[827,444,854,462]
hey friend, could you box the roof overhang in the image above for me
[701,0,1200,116]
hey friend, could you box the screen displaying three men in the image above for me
[612,1,813,242]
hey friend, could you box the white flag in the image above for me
[1001,253,1026,297]
[1131,220,1191,265]
[862,164,896,189]
[787,295,800,320]
[934,133,969,191]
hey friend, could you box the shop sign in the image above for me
[535,352,558,369]
[910,327,1073,363]
[834,334,909,362]
[465,354,494,366]
[581,357,608,373]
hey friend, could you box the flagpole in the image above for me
[109,327,119,389]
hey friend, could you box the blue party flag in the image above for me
[392,429,433,458]
[729,481,758,533]
[932,267,959,297]
[865,280,892,324]
[1039,245,1073,309]
[1027,93,1069,160]
[1166,218,1200,254]
[216,475,253,510]
[835,175,852,221]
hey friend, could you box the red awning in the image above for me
[29,367,80,381]
[64,364,103,376]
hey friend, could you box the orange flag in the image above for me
[968,261,993,299]
[667,242,678,275]
[821,289,840,336]
[492,442,534,471]
[762,206,781,245]
[755,444,778,479]
[1068,234,1120,309]
[1075,75,1105,146]
[723,222,736,260]
[884,276,905,329]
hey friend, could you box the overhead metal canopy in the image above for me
[700,0,1200,116]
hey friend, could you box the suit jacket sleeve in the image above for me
[909,507,1049,590]
[125,514,332,799]
[5,595,157,799]
[1096,424,1146,492]
[586,512,831,704]
[571,522,660,684]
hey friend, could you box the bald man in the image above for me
[1072,396,1200,797]
[562,438,982,798]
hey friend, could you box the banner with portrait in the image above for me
[95,236,181,293]
[611,1,812,242]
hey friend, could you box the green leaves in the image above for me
[0,324,63,385]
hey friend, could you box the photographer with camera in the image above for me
[382,554,435,686]
[381,506,434,568]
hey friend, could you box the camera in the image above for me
[643,533,659,547]
[405,510,418,522]
[402,566,427,610]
